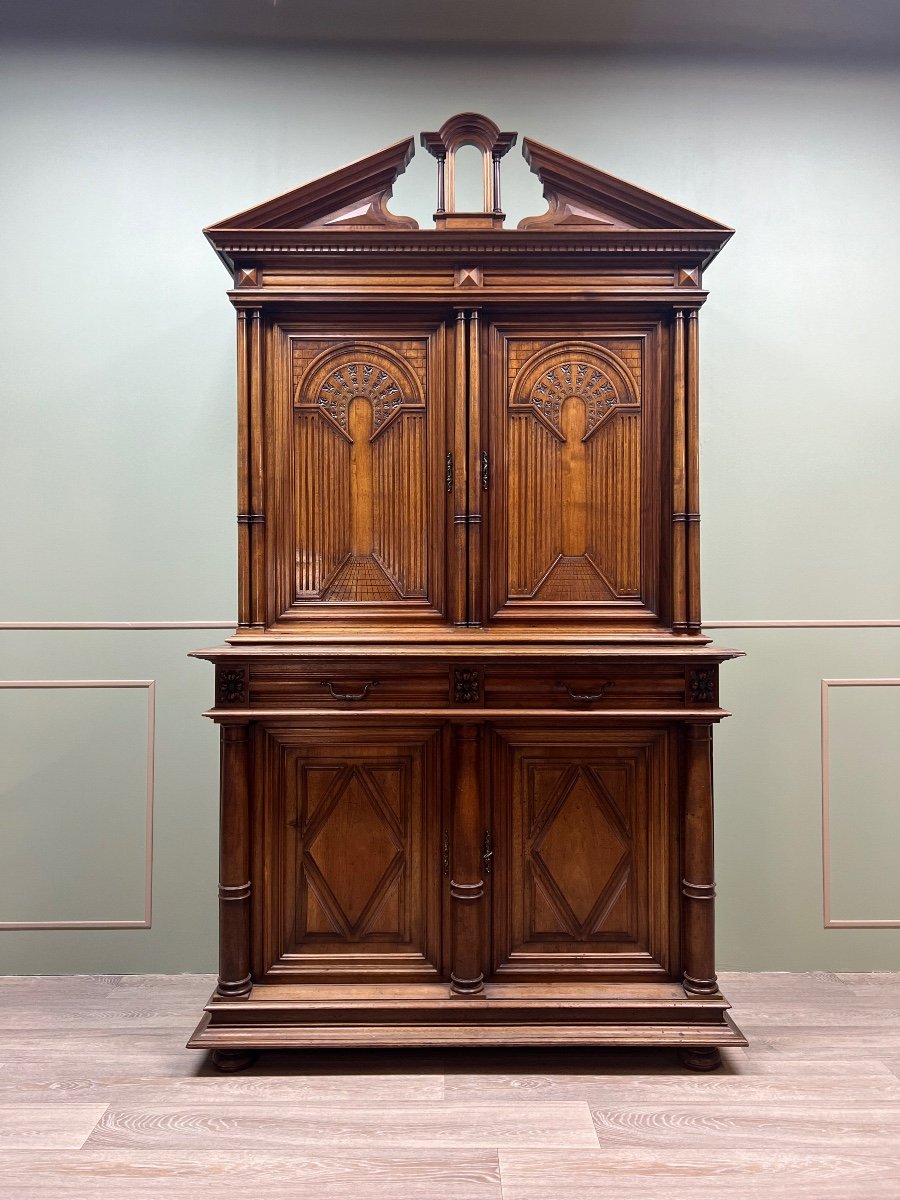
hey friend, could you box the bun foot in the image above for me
[680,1047,721,1072]
[211,1049,258,1073]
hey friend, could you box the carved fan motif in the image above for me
[316,362,406,433]
[531,361,619,436]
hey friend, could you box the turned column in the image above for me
[672,308,688,633]
[685,310,702,634]
[449,722,485,995]
[236,310,251,630]
[451,309,469,627]
[248,307,265,630]
[217,722,252,998]
[466,309,483,628]
[682,722,718,995]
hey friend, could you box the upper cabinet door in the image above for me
[481,316,667,629]
[265,316,455,631]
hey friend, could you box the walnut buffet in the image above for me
[189,114,746,1071]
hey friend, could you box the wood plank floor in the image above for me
[0,972,899,1197]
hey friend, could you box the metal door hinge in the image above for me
[482,830,493,875]
[481,450,489,491]
[446,452,453,493]
[442,831,450,876]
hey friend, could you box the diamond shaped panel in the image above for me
[533,768,629,934]
[307,769,401,932]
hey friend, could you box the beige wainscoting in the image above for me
[1,621,899,973]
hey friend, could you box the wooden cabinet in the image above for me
[189,114,747,1070]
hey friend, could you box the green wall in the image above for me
[1,39,898,973]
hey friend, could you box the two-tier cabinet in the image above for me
[189,114,747,1071]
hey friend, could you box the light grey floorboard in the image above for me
[0,971,897,1197]
[0,1105,108,1150]
[499,1147,900,1200]
[0,1148,502,1198]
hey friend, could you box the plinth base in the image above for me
[189,981,747,1059]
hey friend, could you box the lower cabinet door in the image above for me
[489,723,678,981]
[253,720,446,982]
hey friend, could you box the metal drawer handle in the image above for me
[556,681,613,703]
[321,680,380,701]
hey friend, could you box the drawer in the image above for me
[483,665,687,710]
[247,660,451,709]
[213,658,715,712]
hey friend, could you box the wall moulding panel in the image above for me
[706,621,900,629]
[821,678,900,930]
[3,619,898,631]
[0,680,156,931]
[0,622,235,630]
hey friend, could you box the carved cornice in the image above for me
[213,230,729,274]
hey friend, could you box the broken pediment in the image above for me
[202,116,732,275]
[204,136,418,237]
[518,137,731,233]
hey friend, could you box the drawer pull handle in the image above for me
[556,681,612,703]
[321,680,380,701]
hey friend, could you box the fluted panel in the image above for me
[508,415,561,597]
[371,413,426,598]
[294,413,351,598]
[591,412,641,596]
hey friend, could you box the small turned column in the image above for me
[449,723,485,995]
[682,722,718,996]
[217,722,252,999]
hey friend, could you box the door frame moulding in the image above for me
[3,619,899,631]
[0,621,234,630]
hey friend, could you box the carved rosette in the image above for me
[453,668,481,704]
[688,668,717,705]
[216,665,248,706]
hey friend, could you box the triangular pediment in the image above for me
[204,136,418,236]
[518,137,730,233]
